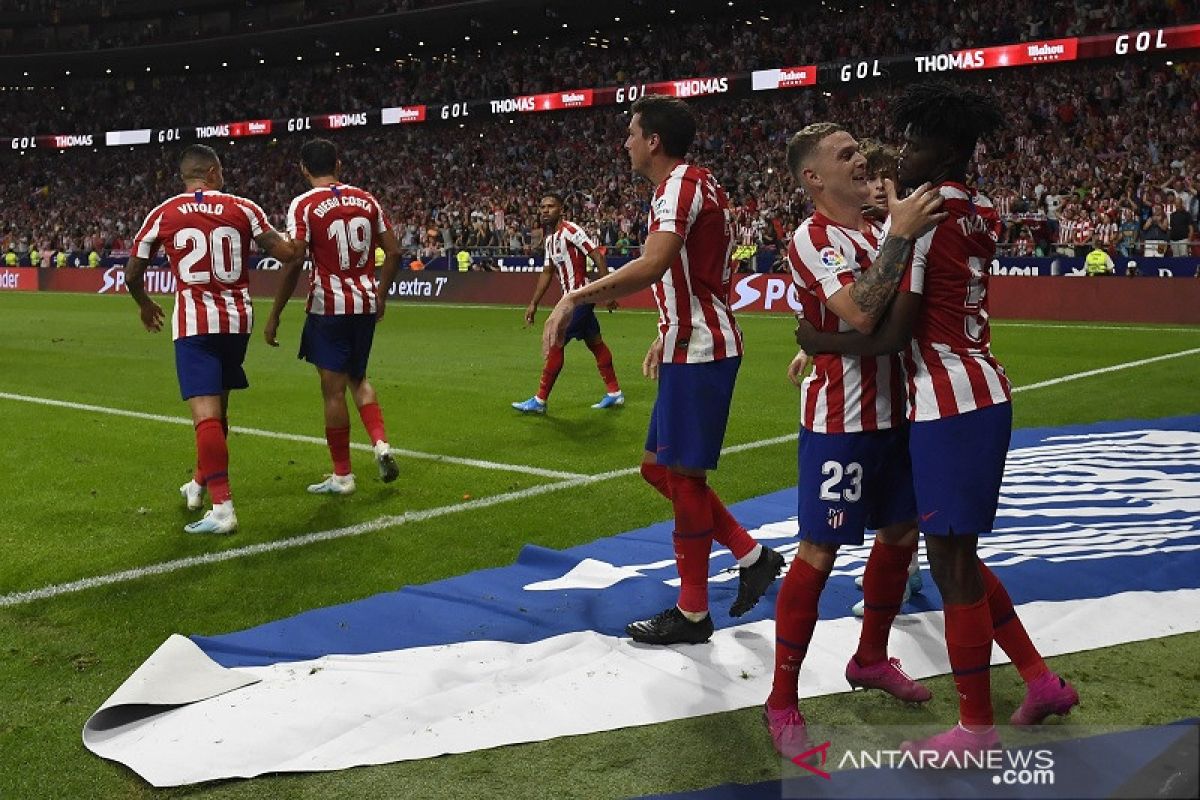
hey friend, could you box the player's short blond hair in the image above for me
[786,122,844,182]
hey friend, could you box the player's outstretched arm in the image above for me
[375,229,402,321]
[542,231,681,355]
[255,230,304,263]
[263,248,306,347]
[590,248,619,311]
[123,255,164,333]
[524,265,555,327]
[796,292,921,357]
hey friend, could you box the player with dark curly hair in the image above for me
[796,81,1079,759]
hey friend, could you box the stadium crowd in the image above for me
[0,0,458,53]
[2,1,1198,267]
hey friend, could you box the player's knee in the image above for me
[640,461,669,491]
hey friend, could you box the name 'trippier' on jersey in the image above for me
[647,163,742,364]
[788,213,906,433]
[899,182,1012,421]
[133,190,274,340]
[287,184,391,315]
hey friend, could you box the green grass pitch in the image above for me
[1,291,1198,799]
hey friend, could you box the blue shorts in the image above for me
[798,426,917,546]
[298,313,377,379]
[909,403,1012,536]
[174,333,250,400]
[564,303,601,343]
[645,357,740,471]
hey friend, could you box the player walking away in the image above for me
[795,82,1079,758]
[851,139,924,618]
[765,123,947,758]
[543,95,784,645]
[125,144,302,534]
[513,193,623,414]
[264,138,403,495]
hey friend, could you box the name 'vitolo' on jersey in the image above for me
[287,183,391,315]
[899,182,1011,421]
[788,214,906,433]
[544,221,599,294]
[647,163,742,364]
[133,189,274,340]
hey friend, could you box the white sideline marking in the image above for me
[0,431,793,607]
[2,347,1198,607]
[1010,347,1200,393]
[0,392,585,480]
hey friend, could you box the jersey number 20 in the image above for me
[175,226,243,285]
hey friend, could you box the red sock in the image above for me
[325,426,352,476]
[195,417,230,504]
[586,339,621,394]
[944,596,995,728]
[358,402,388,445]
[640,462,672,500]
[980,561,1047,683]
[669,473,714,613]
[538,345,565,402]
[193,463,204,486]
[707,488,756,560]
[767,558,829,709]
[854,539,917,666]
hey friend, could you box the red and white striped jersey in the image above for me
[133,189,273,340]
[543,220,598,294]
[647,163,742,364]
[788,213,906,433]
[899,183,1011,421]
[1057,218,1077,245]
[1072,218,1094,244]
[287,183,391,315]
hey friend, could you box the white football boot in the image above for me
[307,473,356,495]
[179,479,205,511]
[183,502,237,535]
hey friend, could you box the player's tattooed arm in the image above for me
[255,230,304,262]
[846,234,912,321]
[796,292,921,357]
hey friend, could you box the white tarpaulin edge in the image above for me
[83,589,1200,787]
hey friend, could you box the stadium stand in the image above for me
[2,1,1197,265]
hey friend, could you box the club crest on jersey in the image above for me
[827,507,845,529]
[818,247,848,271]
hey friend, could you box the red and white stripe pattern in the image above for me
[133,190,273,340]
[901,183,1011,421]
[647,164,741,364]
[543,220,597,294]
[788,213,905,433]
[288,184,391,315]
[1057,218,1077,245]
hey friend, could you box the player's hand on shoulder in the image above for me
[787,349,811,387]
[263,315,280,347]
[886,180,948,239]
[138,299,164,333]
[642,337,664,380]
